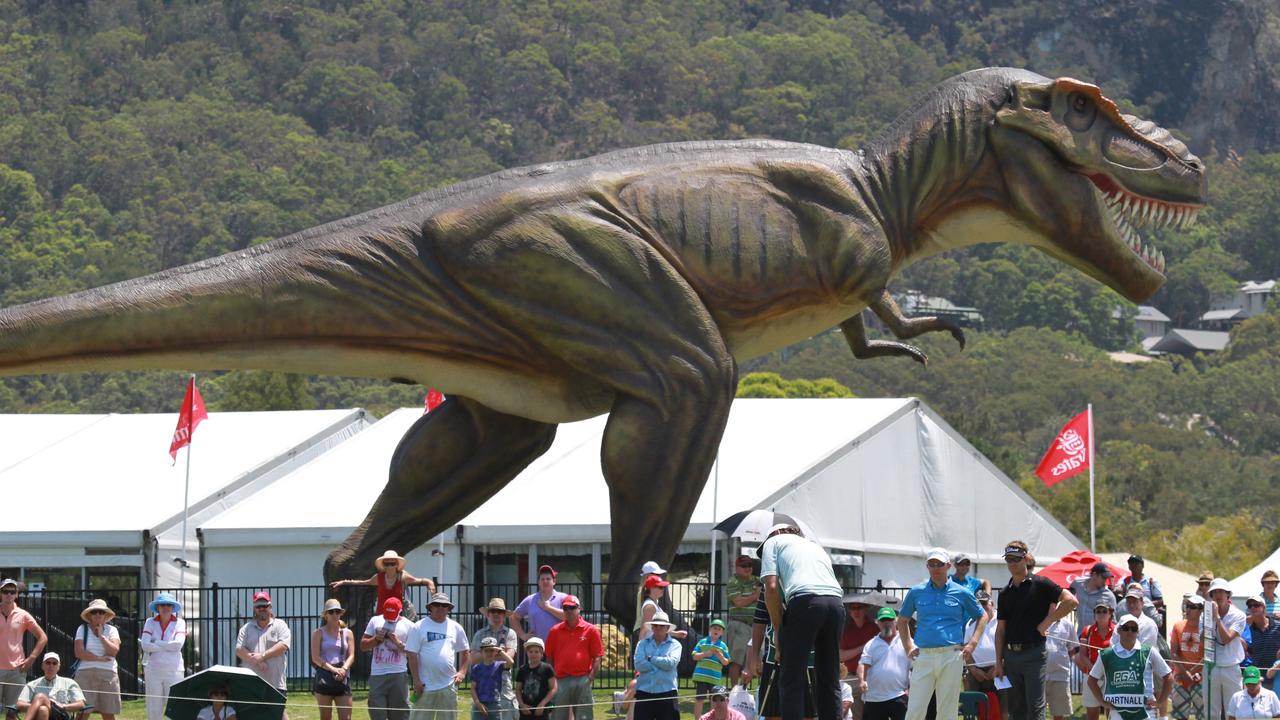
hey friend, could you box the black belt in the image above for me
[1004,641,1044,652]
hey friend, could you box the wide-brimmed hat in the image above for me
[149,593,183,616]
[322,598,345,617]
[1208,578,1232,595]
[480,598,508,614]
[81,599,115,622]
[647,610,676,627]
[1263,570,1280,583]
[375,550,407,572]
[427,592,454,608]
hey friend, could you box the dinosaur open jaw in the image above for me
[1086,173,1201,275]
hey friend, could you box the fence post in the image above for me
[211,583,219,668]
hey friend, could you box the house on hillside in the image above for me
[1200,280,1276,329]
[1147,328,1231,357]
[896,290,984,326]
[1114,305,1170,351]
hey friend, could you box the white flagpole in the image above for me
[179,374,195,589]
[710,450,720,600]
[1088,403,1096,553]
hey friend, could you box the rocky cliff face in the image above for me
[1183,2,1280,155]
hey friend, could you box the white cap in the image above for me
[1185,594,1205,607]
[926,547,950,564]
[641,561,667,576]
[1208,578,1232,594]
[1117,614,1141,628]
[524,637,545,649]
[42,651,60,663]
[952,552,971,564]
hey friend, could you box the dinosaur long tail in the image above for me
[0,229,475,381]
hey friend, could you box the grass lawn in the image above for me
[114,688,657,720]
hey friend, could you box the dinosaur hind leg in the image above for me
[325,396,556,616]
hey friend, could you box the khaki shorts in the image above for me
[0,668,25,706]
[1082,680,1103,708]
[1045,680,1072,717]
[75,667,123,714]
[726,619,752,666]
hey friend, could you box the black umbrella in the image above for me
[841,590,901,609]
[165,665,286,720]
[713,509,816,543]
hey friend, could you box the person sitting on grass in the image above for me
[472,637,514,720]
[692,620,732,719]
[699,686,747,720]
[196,685,237,720]
[15,653,84,720]
[515,637,557,718]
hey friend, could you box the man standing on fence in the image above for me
[364,596,412,720]
[514,566,567,643]
[760,522,846,720]
[408,592,470,720]
[545,595,604,720]
[474,598,520,720]
[1,579,47,720]
[235,591,291,720]
[992,540,1077,720]
[897,548,987,720]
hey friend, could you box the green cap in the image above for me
[876,607,897,621]
[1244,666,1262,684]
[710,619,726,630]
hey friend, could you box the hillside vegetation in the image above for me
[1,0,1278,574]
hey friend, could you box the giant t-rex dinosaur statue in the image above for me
[0,68,1205,628]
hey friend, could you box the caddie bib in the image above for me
[1100,644,1154,720]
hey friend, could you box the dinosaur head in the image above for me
[990,75,1207,302]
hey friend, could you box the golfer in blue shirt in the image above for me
[896,548,987,720]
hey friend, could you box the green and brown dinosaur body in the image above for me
[0,68,1206,626]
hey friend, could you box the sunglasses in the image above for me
[1,589,16,595]
[926,561,945,569]
[1004,556,1024,564]
[326,609,343,614]
[1119,626,1139,632]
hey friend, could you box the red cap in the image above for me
[644,575,670,589]
[538,564,556,578]
[382,597,402,621]
[252,591,272,606]
[561,594,581,608]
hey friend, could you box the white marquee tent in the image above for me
[0,409,371,588]
[1230,546,1280,599]
[200,397,1083,592]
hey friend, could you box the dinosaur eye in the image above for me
[1065,92,1096,131]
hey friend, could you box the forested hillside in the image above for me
[1,0,1278,572]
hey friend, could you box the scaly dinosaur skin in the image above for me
[0,68,1205,626]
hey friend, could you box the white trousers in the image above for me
[146,670,185,720]
[1207,664,1242,720]
[904,648,964,720]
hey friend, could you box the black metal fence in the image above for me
[17,582,899,693]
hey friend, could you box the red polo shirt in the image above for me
[545,619,604,678]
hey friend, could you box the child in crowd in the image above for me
[692,619,732,718]
[515,637,558,717]
[471,637,513,720]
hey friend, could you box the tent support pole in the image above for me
[1087,403,1096,553]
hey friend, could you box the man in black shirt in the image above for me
[992,541,1077,720]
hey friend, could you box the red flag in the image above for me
[1035,409,1091,486]
[169,377,208,461]
[424,389,445,414]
